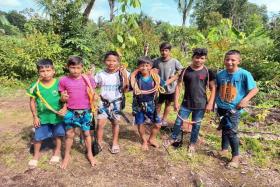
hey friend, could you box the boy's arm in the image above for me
[29,97,40,128]
[205,80,216,112]
[165,73,180,85]
[174,80,182,112]
[237,87,259,109]
[57,103,67,116]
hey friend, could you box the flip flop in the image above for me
[28,159,38,168]
[49,156,61,164]
[109,145,120,154]
[227,161,239,169]
[162,138,175,148]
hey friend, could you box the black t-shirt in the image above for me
[180,66,215,109]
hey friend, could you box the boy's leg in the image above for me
[171,106,191,140]
[229,132,239,161]
[83,130,96,166]
[162,100,172,123]
[97,118,107,147]
[33,141,42,160]
[137,124,148,150]
[189,109,205,152]
[112,120,119,147]
[61,128,75,169]
[148,124,161,148]
[52,123,65,157]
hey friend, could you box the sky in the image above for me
[0,0,279,25]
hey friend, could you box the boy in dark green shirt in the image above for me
[26,59,66,168]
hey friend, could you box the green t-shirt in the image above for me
[26,79,63,124]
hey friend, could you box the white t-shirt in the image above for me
[95,70,129,102]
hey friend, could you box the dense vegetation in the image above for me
[0,0,279,106]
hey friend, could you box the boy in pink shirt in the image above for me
[59,56,96,169]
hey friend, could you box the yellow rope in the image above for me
[30,79,60,115]
[130,71,165,95]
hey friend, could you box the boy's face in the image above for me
[224,54,240,72]
[68,64,83,78]
[38,66,55,81]
[138,63,152,75]
[160,48,171,59]
[105,55,119,71]
[192,55,206,68]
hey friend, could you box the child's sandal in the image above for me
[109,145,120,154]
[49,156,61,164]
[28,159,38,168]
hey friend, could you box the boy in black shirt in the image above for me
[163,48,216,153]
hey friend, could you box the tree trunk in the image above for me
[83,0,96,23]
[109,0,116,22]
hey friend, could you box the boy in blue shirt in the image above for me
[130,56,179,150]
[216,50,258,168]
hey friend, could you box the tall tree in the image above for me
[108,0,116,21]
[175,0,195,26]
[83,0,96,22]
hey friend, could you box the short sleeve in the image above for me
[26,83,36,98]
[175,59,183,70]
[89,76,96,89]
[58,77,66,92]
[94,72,102,86]
[208,69,216,81]
[245,71,257,91]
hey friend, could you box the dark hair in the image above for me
[67,56,83,66]
[104,51,120,61]
[192,48,208,58]
[225,49,241,57]
[137,56,153,66]
[36,58,53,70]
[159,42,172,50]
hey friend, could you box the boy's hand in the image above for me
[61,91,69,102]
[33,116,40,128]
[174,102,180,112]
[58,108,67,116]
[237,98,249,109]
[151,68,159,74]
[205,103,213,113]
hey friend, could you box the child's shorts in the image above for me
[134,100,161,125]
[97,98,122,121]
[64,109,92,131]
[34,123,65,141]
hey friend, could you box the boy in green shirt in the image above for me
[26,59,67,168]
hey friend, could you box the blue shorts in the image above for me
[134,101,161,125]
[34,123,65,141]
[64,109,92,131]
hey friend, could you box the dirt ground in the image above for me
[0,90,279,187]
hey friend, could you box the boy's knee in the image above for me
[66,130,75,138]
[83,131,91,137]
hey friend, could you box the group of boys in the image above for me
[27,42,258,169]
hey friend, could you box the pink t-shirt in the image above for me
[59,75,96,110]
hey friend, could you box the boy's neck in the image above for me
[162,56,171,62]
[41,78,54,85]
[190,64,204,71]
[227,67,239,74]
[69,74,82,79]
[106,68,118,74]
[141,72,150,77]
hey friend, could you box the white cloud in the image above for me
[249,0,280,12]
[0,0,21,7]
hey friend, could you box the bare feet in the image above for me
[148,139,159,148]
[60,155,71,169]
[141,142,149,151]
[188,144,196,153]
[87,154,97,167]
